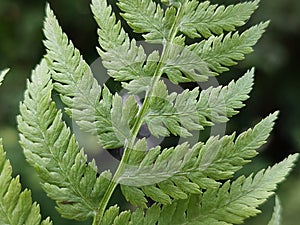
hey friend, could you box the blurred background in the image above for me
[0,0,299,224]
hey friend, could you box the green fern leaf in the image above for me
[0,140,52,225]
[91,0,131,53]
[163,44,215,83]
[44,4,136,149]
[117,0,166,42]
[92,0,163,95]
[119,112,278,205]
[195,153,298,224]
[189,22,269,73]
[180,0,260,38]
[92,0,154,82]
[267,196,282,225]
[196,68,254,123]
[11,1,297,224]
[144,68,254,138]
[115,154,297,225]
[17,60,112,220]
[43,4,102,138]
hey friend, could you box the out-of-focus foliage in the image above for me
[0,0,299,224]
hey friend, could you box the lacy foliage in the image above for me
[0,0,296,225]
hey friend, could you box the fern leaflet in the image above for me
[144,68,254,137]
[44,5,139,149]
[11,0,298,224]
[179,0,260,38]
[119,112,280,206]
[163,44,214,83]
[98,153,298,224]
[0,140,52,225]
[117,0,166,42]
[188,22,269,73]
[91,0,153,83]
[17,60,112,220]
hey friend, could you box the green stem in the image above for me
[92,4,184,225]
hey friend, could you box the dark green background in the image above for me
[0,0,299,224]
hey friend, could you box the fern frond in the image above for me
[17,60,112,220]
[195,153,298,224]
[114,154,297,224]
[144,69,254,138]
[92,0,155,83]
[189,22,269,73]
[43,4,101,135]
[118,112,279,206]
[12,1,296,224]
[267,196,282,225]
[163,44,215,83]
[117,0,166,42]
[0,68,9,86]
[44,4,134,149]
[0,140,52,225]
[196,68,254,123]
[179,0,260,38]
